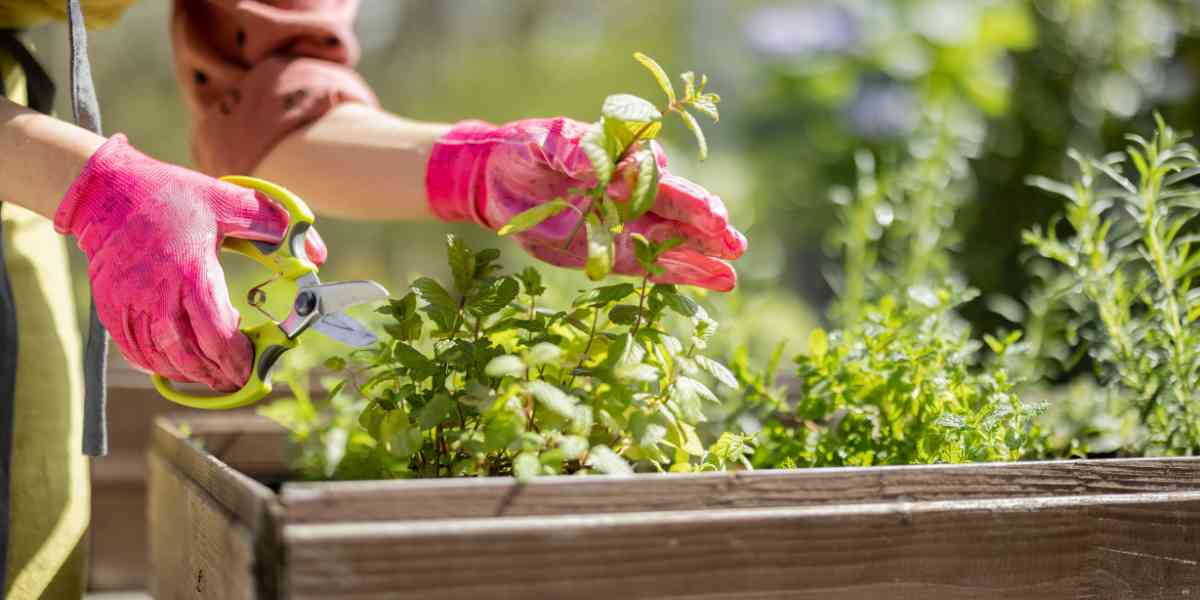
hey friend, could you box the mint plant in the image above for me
[751,131,1044,468]
[498,53,720,281]
[1025,116,1200,454]
[263,235,748,480]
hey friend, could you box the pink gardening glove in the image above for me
[56,134,328,391]
[425,118,747,291]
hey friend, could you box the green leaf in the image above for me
[377,293,418,319]
[582,122,616,189]
[322,356,346,372]
[691,94,720,122]
[631,233,655,271]
[513,452,540,481]
[696,356,737,389]
[528,380,578,419]
[673,421,705,456]
[681,71,697,100]
[384,314,422,342]
[659,287,699,317]
[608,304,641,325]
[497,200,573,236]
[468,276,520,317]
[586,444,633,475]
[633,52,676,105]
[485,355,526,378]
[574,283,636,307]
[446,234,475,295]
[411,277,458,332]
[585,219,615,281]
[604,117,663,152]
[679,109,708,161]
[526,342,562,367]
[389,426,423,459]
[484,413,522,452]
[518,266,545,297]
[419,393,453,429]
[808,328,829,359]
[558,435,589,460]
[602,94,662,126]
[393,342,437,381]
[626,148,660,220]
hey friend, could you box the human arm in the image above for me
[0,96,103,219]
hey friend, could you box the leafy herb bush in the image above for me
[751,127,1045,468]
[262,54,759,480]
[264,235,750,480]
[1025,116,1200,454]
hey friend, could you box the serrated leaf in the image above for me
[627,149,660,220]
[497,199,573,236]
[633,52,675,105]
[393,342,437,381]
[384,314,422,342]
[411,277,458,332]
[528,380,578,419]
[582,122,616,189]
[696,356,737,388]
[659,287,699,317]
[585,219,614,281]
[679,109,708,161]
[586,444,634,475]
[446,234,475,295]
[608,304,642,326]
[485,355,526,378]
[513,452,540,481]
[574,283,636,307]
[604,116,663,151]
[518,266,545,297]
[602,94,662,125]
[468,276,519,317]
[419,393,452,429]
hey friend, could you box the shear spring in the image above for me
[246,274,282,321]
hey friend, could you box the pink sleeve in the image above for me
[171,0,379,175]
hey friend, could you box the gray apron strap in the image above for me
[0,27,58,597]
[66,0,110,459]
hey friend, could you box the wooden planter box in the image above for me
[149,414,1200,599]
[89,358,323,591]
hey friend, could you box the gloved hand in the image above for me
[425,118,747,291]
[55,134,327,391]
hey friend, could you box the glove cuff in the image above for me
[55,133,143,237]
[424,120,499,227]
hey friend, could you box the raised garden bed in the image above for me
[150,413,1200,599]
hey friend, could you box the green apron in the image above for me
[1,38,89,600]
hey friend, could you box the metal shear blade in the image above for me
[282,280,388,347]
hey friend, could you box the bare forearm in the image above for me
[0,97,104,220]
[253,103,452,221]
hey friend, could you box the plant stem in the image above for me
[631,277,650,335]
[562,121,656,250]
[565,308,601,390]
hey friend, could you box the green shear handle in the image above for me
[152,176,318,410]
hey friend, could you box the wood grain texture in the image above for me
[148,453,260,600]
[279,494,1200,600]
[152,415,1200,599]
[278,454,1200,524]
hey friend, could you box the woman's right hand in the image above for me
[55,134,325,391]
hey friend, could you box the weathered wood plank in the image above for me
[283,492,1200,600]
[1080,494,1200,599]
[148,453,260,600]
[278,454,1200,524]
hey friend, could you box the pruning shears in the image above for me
[151,176,389,410]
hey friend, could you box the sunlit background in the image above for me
[25,0,1200,365]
